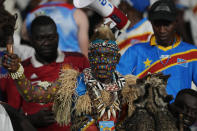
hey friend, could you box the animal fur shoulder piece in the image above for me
[120,73,178,131]
[52,68,79,126]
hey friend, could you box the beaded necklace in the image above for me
[84,68,125,92]
[83,68,126,119]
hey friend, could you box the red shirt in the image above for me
[0,52,89,131]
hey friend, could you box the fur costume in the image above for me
[118,73,178,131]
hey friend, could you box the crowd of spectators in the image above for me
[0,0,197,130]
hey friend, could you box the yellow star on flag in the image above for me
[144,58,152,68]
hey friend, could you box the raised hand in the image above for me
[2,53,20,73]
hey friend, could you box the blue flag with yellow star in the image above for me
[116,37,197,100]
[99,121,115,131]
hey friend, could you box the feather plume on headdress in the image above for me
[89,24,119,51]
[90,24,116,41]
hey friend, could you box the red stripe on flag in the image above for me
[118,33,151,50]
[138,50,197,78]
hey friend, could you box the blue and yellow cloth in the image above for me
[117,35,197,99]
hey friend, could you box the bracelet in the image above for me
[10,63,24,79]
[37,81,52,90]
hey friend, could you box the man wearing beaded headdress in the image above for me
[2,24,137,130]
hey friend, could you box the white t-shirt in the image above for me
[0,104,14,131]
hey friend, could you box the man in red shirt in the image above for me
[0,15,89,131]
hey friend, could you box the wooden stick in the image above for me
[6,36,13,54]
[6,44,13,54]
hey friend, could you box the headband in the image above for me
[89,39,119,51]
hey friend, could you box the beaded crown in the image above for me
[89,39,119,51]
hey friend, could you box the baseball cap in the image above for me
[148,0,177,22]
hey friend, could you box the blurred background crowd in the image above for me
[3,0,197,87]
[1,0,197,131]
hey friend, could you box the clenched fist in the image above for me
[2,53,20,73]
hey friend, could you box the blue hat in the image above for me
[124,0,150,12]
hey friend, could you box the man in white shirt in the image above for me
[0,104,13,131]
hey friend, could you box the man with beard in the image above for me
[2,25,137,130]
[1,15,89,131]
[169,89,197,131]
[117,0,197,100]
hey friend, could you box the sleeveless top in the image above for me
[26,2,80,52]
